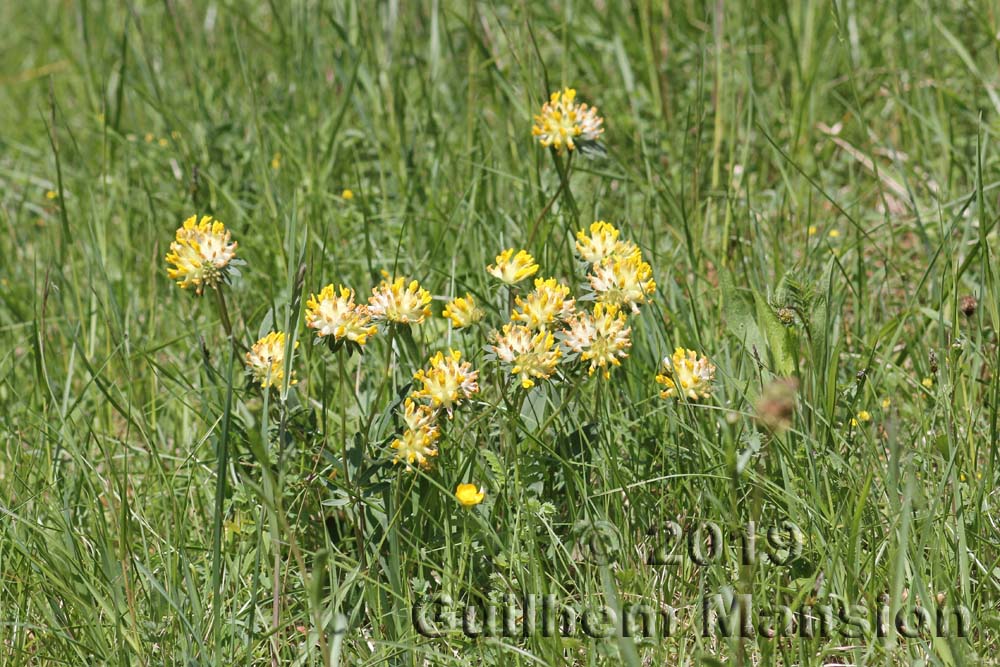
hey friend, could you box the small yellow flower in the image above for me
[828,229,841,239]
[921,377,934,388]
[412,349,480,415]
[368,276,432,325]
[487,249,539,285]
[808,225,817,236]
[511,277,575,330]
[588,248,656,313]
[575,221,621,264]
[158,137,169,147]
[271,152,281,170]
[144,133,154,143]
[881,398,891,409]
[245,331,298,388]
[490,324,561,389]
[45,190,58,200]
[391,425,439,471]
[656,348,715,400]
[560,303,632,379]
[442,293,485,329]
[165,215,238,294]
[857,410,872,422]
[305,284,377,346]
[341,189,354,200]
[401,397,438,433]
[455,483,485,507]
[531,88,604,153]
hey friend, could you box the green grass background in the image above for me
[1,1,999,664]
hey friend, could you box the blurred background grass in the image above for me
[0,1,998,664]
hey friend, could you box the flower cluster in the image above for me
[531,88,604,153]
[655,348,716,400]
[245,331,298,389]
[575,222,656,313]
[305,284,377,351]
[165,215,238,294]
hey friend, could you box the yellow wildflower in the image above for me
[165,215,238,295]
[368,276,432,325]
[560,303,632,379]
[391,425,439,471]
[575,221,636,264]
[305,284,377,347]
[158,137,168,147]
[511,277,575,330]
[656,348,715,400]
[881,398,891,409]
[144,133,154,143]
[531,88,604,153]
[588,248,656,313]
[341,189,354,200]
[808,225,817,236]
[45,190,58,200]
[401,397,438,433]
[490,324,561,389]
[487,249,539,285]
[828,229,841,239]
[411,350,479,415]
[442,293,485,329]
[245,331,297,388]
[857,410,872,422]
[271,153,281,170]
[921,377,933,388]
[455,484,485,507]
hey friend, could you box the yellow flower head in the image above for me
[560,303,632,379]
[511,277,575,330]
[368,276,432,325]
[245,331,298,388]
[490,324,561,389]
[442,293,485,329]
[341,189,354,200]
[588,248,656,312]
[455,483,485,507]
[857,410,872,422]
[531,88,604,153]
[305,284,377,346]
[412,349,480,415]
[391,425,439,471]
[575,221,636,264]
[487,249,539,285]
[881,398,891,409]
[165,215,238,294]
[656,348,715,400]
[401,397,438,433]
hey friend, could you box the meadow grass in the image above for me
[1,1,999,664]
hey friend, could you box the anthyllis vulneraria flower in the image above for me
[575,221,636,265]
[656,348,715,400]
[165,215,238,294]
[412,349,480,416]
[490,324,561,389]
[305,284,377,347]
[531,88,604,153]
[442,294,485,329]
[455,483,485,507]
[588,249,656,313]
[391,424,440,471]
[560,303,632,379]
[245,331,298,389]
[368,276,432,325]
[487,249,539,285]
[511,277,575,330]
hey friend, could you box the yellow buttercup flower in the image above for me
[45,190,58,200]
[560,303,632,379]
[588,248,656,313]
[531,88,604,153]
[857,410,872,422]
[575,221,636,264]
[511,277,575,330]
[165,215,238,295]
[455,484,485,507]
[245,331,298,389]
[341,189,354,200]
[490,324,561,389]
[391,425,439,471]
[442,294,485,329]
[881,398,891,409]
[412,349,480,416]
[368,276,432,325]
[921,377,934,388]
[487,249,539,285]
[656,348,715,400]
[305,284,377,346]
[271,152,281,170]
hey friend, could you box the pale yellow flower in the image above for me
[455,484,485,507]
[412,349,479,415]
[391,426,439,471]
[305,284,377,346]
[401,397,438,433]
[271,153,281,170]
[165,215,238,294]
[881,398,891,409]
[490,324,561,389]
[442,294,485,329]
[511,277,575,330]
[588,248,656,312]
[575,221,636,264]
[531,88,604,153]
[487,249,539,285]
[828,229,841,239]
[560,303,631,379]
[341,189,354,200]
[921,377,934,389]
[245,331,298,388]
[368,276,432,325]
[656,348,715,400]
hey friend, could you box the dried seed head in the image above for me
[960,295,978,317]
